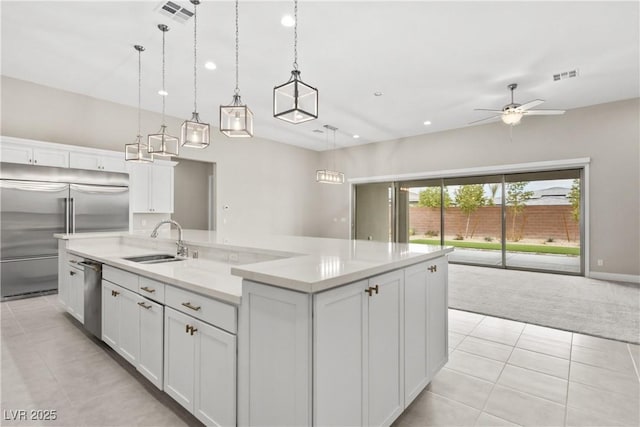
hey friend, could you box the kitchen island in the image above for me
[56,230,452,426]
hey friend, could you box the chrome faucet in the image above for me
[150,220,188,257]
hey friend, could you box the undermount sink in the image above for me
[123,254,185,264]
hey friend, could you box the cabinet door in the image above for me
[138,296,164,389]
[101,281,119,349]
[101,155,127,173]
[128,163,151,213]
[33,148,68,168]
[69,152,101,170]
[164,307,196,412]
[150,165,173,213]
[314,280,367,427]
[368,270,404,427]
[404,262,429,405]
[1,142,32,165]
[69,267,84,323]
[117,286,140,366]
[427,257,448,379]
[194,320,237,427]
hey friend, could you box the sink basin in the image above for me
[123,254,185,264]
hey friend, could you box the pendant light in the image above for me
[125,45,153,163]
[316,125,344,184]
[220,0,254,137]
[181,0,210,148]
[273,0,318,124]
[148,24,179,157]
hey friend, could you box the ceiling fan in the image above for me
[471,83,565,126]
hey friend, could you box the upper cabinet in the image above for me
[1,140,69,168]
[128,163,174,213]
[69,151,126,173]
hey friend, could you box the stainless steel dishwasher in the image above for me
[79,260,102,338]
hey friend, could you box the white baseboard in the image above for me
[588,271,640,284]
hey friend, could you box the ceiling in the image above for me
[2,1,638,151]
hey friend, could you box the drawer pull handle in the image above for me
[141,286,155,293]
[364,285,379,296]
[112,290,120,297]
[428,265,437,273]
[182,302,201,311]
[137,301,152,309]
[185,325,198,335]
[69,271,76,276]
[190,326,198,336]
[185,324,190,333]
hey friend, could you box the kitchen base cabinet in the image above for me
[67,263,84,323]
[240,256,448,427]
[102,280,164,389]
[164,307,236,427]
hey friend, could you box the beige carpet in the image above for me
[448,264,640,344]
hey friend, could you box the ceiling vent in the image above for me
[156,1,194,24]
[553,69,579,81]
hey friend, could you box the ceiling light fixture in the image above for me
[204,61,217,70]
[181,0,210,148]
[352,134,360,139]
[148,24,179,157]
[125,45,153,163]
[316,125,344,184]
[281,14,295,27]
[423,120,431,126]
[374,91,383,97]
[220,0,254,138]
[273,0,318,124]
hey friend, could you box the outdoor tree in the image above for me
[506,182,534,241]
[418,187,451,208]
[454,184,485,238]
[568,179,580,222]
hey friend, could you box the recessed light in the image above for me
[281,14,295,27]
[353,134,360,139]
[423,120,432,126]
[158,89,168,96]
[374,91,383,97]
[204,61,217,70]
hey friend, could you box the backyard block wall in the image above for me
[409,205,580,242]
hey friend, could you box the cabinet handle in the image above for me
[364,285,380,296]
[140,286,155,293]
[185,324,190,334]
[34,160,38,164]
[137,301,152,309]
[181,302,201,311]
[428,265,437,273]
[69,271,76,276]
[28,159,32,163]
[190,326,198,336]
[111,290,120,297]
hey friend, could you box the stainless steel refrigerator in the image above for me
[0,162,129,299]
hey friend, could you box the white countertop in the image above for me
[59,230,453,303]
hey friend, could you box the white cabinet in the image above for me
[67,264,84,323]
[128,163,174,213]
[427,257,448,378]
[69,151,126,173]
[102,279,164,389]
[404,263,429,404]
[313,270,403,427]
[101,281,139,365]
[164,307,236,426]
[1,141,68,167]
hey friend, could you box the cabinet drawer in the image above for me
[67,253,84,265]
[139,277,166,304]
[165,286,236,334]
[103,265,139,292]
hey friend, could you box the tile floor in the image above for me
[2,295,639,426]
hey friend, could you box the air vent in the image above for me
[156,1,194,24]
[553,69,579,81]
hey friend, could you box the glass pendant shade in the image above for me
[148,126,179,157]
[181,112,210,148]
[274,70,318,124]
[220,95,254,138]
[125,136,153,163]
[316,169,344,184]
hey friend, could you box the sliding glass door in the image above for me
[353,168,584,275]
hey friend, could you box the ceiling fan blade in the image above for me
[524,109,566,115]
[474,109,503,113]
[516,99,544,111]
[468,115,501,125]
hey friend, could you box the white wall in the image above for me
[318,98,640,277]
[1,76,322,238]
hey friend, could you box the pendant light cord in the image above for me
[161,27,166,126]
[193,2,198,112]
[234,0,240,95]
[137,47,142,137]
[293,0,298,70]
